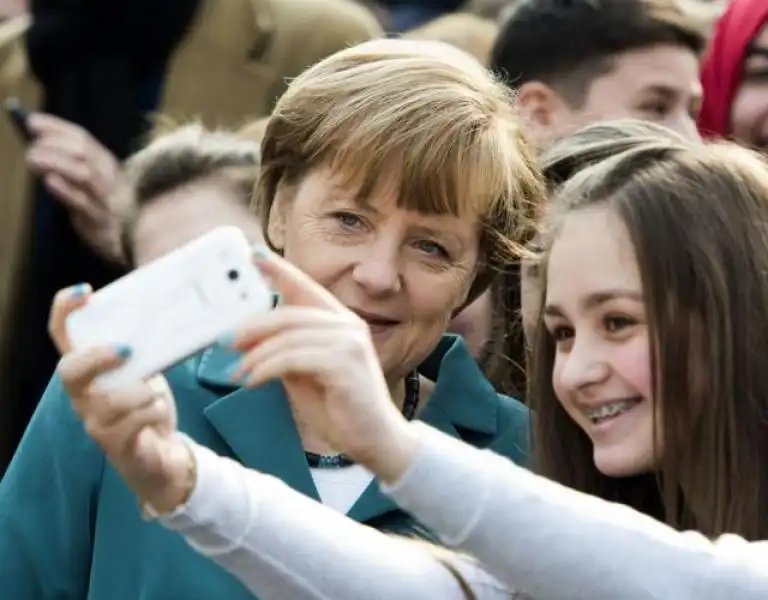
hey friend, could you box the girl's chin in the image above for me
[593,450,655,478]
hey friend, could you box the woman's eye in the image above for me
[333,212,364,229]
[604,315,635,332]
[415,239,448,258]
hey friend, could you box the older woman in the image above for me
[0,39,542,600]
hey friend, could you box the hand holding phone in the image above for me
[65,226,274,392]
[3,97,32,142]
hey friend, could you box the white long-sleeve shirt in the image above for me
[160,423,768,599]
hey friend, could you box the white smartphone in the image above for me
[66,226,273,392]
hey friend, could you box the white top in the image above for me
[161,424,768,600]
[310,465,374,514]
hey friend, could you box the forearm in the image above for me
[384,423,768,600]
[160,442,509,600]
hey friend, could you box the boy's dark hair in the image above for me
[491,0,705,106]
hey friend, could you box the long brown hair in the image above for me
[482,120,688,399]
[529,140,768,540]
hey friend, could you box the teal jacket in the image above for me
[0,335,529,599]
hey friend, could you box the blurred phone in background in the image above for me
[3,96,33,142]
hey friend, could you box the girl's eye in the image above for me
[550,325,573,342]
[604,315,635,332]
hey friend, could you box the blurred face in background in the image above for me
[0,0,26,20]
[448,289,492,356]
[131,179,264,267]
[731,25,768,151]
[522,44,703,148]
[570,45,702,140]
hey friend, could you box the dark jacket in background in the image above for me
[2,0,200,467]
[378,0,462,31]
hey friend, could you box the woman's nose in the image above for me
[352,249,402,296]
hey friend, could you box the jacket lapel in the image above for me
[195,347,319,501]
[346,336,500,523]
[194,336,500,523]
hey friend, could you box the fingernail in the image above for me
[115,345,133,359]
[70,283,89,298]
[252,244,272,260]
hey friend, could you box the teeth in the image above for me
[587,400,638,421]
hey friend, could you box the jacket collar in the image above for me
[195,335,500,521]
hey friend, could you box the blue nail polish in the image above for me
[251,244,271,260]
[115,345,133,359]
[70,283,89,298]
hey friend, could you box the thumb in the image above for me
[132,427,166,475]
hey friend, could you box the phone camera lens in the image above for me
[227,269,240,281]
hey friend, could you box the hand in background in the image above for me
[26,113,126,264]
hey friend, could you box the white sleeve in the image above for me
[159,441,513,600]
[383,422,768,600]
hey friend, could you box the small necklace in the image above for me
[305,371,420,469]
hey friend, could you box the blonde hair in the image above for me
[402,13,500,66]
[118,123,261,265]
[256,38,544,304]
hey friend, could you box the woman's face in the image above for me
[268,166,480,380]
[731,25,768,150]
[543,206,657,477]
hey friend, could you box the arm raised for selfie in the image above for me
[159,440,512,600]
[382,422,768,600]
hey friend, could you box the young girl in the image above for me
[54,135,768,599]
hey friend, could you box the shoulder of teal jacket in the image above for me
[0,373,104,598]
[419,335,530,465]
[489,393,531,467]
